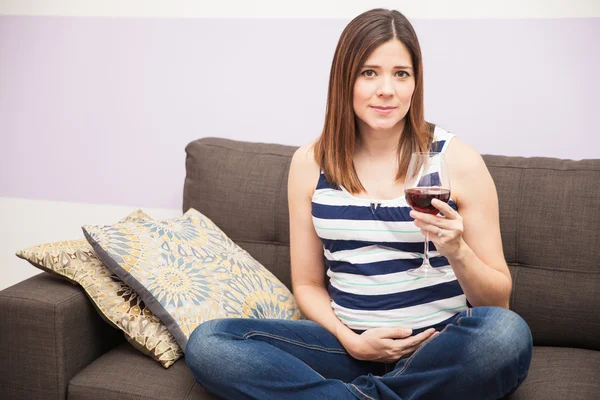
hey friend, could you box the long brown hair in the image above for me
[313,8,433,193]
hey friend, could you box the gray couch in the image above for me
[1,137,599,400]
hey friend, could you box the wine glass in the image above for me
[404,152,451,278]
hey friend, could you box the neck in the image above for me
[355,120,406,158]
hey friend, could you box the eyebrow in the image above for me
[361,65,413,70]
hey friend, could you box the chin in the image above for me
[368,121,401,131]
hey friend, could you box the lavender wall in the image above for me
[1,16,599,209]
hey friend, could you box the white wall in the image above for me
[0,199,182,290]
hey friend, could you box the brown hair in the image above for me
[313,8,433,193]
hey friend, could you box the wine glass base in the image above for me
[406,266,446,278]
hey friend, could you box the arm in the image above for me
[288,144,436,361]
[288,144,355,343]
[411,138,512,308]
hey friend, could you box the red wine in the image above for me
[405,188,450,214]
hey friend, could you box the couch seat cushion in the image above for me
[69,344,598,400]
[509,346,600,399]
[68,343,218,400]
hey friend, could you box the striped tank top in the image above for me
[311,126,468,331]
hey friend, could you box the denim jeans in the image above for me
[186,306,532,400]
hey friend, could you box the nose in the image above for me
[377,76,394,97]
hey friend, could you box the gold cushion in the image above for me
[16,210,183,368]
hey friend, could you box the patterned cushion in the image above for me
[15,210,183,368]
[82,208,302,350]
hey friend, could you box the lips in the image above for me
[370,106,397,115]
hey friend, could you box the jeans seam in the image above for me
[242,330,347,354]
[393,324,451,377]
[456,308,471,327]
[350,384,377,400]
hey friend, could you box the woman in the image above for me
[186,8,532,399]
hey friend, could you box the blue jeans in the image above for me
[186,307,532,400]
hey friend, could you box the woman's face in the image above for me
[353,39,415,134]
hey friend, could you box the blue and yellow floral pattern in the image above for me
[84,208,302,350]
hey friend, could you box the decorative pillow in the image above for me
[16,210,183,368]
[83,208,302,351]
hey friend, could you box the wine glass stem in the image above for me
[423,232,431,267]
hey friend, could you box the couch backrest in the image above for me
[481,155,599,350]
[184,137,600,350]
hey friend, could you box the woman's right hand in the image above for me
[343,327,439,363]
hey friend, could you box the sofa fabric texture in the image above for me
[1,137,598,400]
[0,274,124,400]
[484,155,600,351]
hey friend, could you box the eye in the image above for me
[396,71,410,78]
[360,70,377,77]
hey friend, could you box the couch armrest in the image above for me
[0,273,124,400]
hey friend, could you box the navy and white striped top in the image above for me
[311,126,468,331]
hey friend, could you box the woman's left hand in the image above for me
[409,198,465,259]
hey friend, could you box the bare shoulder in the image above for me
[291,140,320,176]
[445,137,487,180]
[289,140,321,199]
[292,140,318,165]
[445,137,496,208]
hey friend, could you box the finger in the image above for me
[409,210,451,226]
[400,332,440,356]
[406,328,436,346]
[418,223,453,238]
[391,329,434,351]
[414,327,436,339]
[412,216,453,231]
[378,327,413,339]
[392,329,436,352]
[431,198,459,219]
[411,213,455,234]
